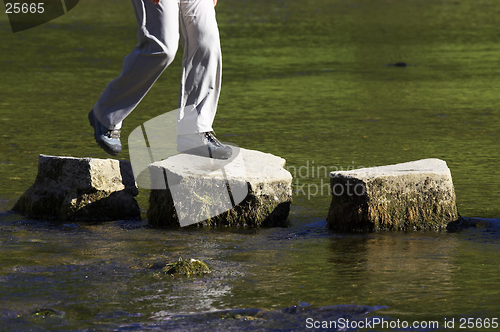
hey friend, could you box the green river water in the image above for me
[1,0,500,330]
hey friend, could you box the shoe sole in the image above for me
[178,146,232,160]
[88,110,121,156]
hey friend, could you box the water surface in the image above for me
[1,0,500,330]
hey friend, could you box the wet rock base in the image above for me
[13,155,140,221]
[146,148,292,227]
[327,159,458,231]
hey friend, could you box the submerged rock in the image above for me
[447,216,500,232]
[446,216,477,232]
[13,155,140,221]
[147,147,292,227]
[160,258,211,277]
[32,308,64,318]
[327,158,458,231]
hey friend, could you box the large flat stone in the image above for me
[327,158,458,231]
[13,155,140,221]
[147,147,292,227]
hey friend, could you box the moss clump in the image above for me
[162,258,211,277]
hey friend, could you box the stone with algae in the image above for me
[13,154,140,221]
[146,148,292,227]
[327,158,458,231]
[160,258,211,277]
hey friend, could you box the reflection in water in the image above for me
[0,213,499,330]
[150,304,383,331]
[329,234,458,314]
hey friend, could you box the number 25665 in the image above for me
[5,3,45,14]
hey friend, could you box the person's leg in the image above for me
[175,0,230,159]
[93,0,181,130]
[176,0,222,136]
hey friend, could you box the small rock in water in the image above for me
[160,258,211,277]
[32,308,64,318]
[446,216,477,232]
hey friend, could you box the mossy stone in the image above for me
[161,258,211,277]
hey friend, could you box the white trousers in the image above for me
[93,0,222,135]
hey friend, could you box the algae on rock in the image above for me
[147,148,292,227]
[327,159,458,231]
[13,155,140,221]
[160,258,211,277]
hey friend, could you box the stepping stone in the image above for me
[146,147,292,227]
[13,155,140,221]
[327,158,458,231]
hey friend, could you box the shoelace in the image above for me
[106,129,121,139]
[204,131,223,147]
